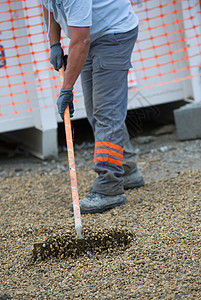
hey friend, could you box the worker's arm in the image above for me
[57,26,90,119]
[62,26,90,89]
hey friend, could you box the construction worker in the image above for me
[42,0,144,214]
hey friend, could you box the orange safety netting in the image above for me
[0,0,200,118]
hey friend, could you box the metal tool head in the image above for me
[32,226,133,261]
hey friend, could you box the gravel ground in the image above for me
[0,125,201,299]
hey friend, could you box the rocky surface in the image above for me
[0,125,201,299]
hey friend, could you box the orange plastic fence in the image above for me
[0,0,200,118]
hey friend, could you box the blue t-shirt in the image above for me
[43,0,138,43]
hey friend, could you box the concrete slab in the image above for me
[174,103,201,140]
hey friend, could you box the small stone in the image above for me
[159,145,171,152]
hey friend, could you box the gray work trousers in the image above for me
[81,26,138,196]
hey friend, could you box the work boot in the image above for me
[123,165,144,190]
[70,192,128,214]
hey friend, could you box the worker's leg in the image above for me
[90,27,138,196]
[81,27,143,198]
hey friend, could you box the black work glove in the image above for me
[50,42,64,71]
[57,89,74,120]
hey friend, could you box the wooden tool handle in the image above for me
[59,68,83,239]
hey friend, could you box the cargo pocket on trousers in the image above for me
[97,56,132,71]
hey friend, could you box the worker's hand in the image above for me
[50,42,64,71]
[57,89,74,120]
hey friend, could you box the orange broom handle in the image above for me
[59,68,83,239]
